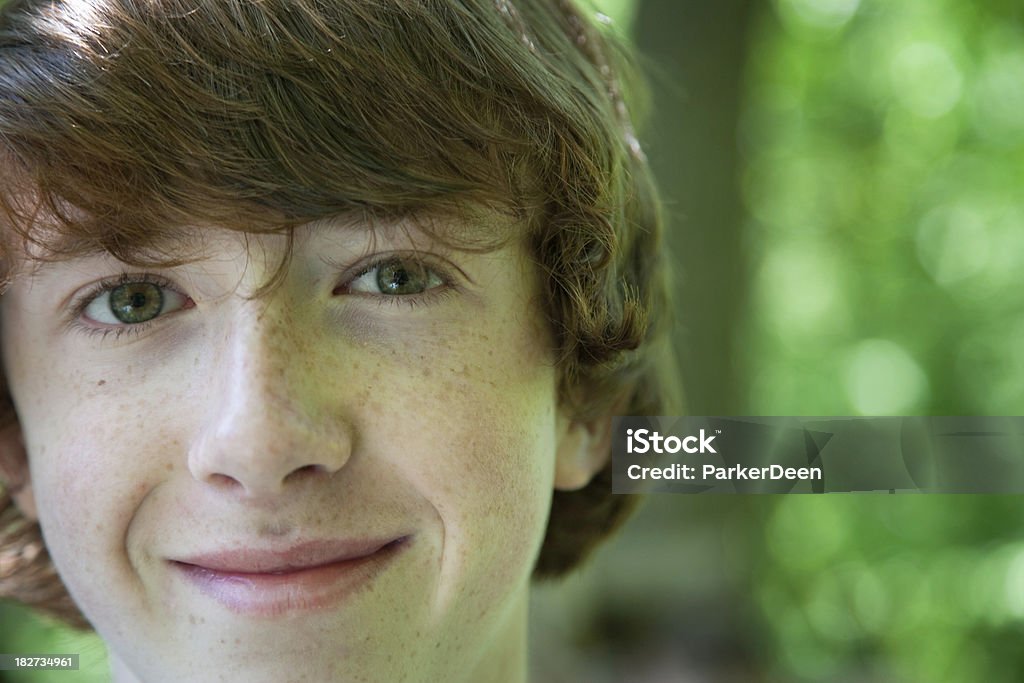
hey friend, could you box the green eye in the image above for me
[81,278,190,327]
[349,258,444,296]
[109,282,164,324]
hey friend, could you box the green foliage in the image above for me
[743,0,1024,417]
[756,497,1024,682]
[743,1,1024,681]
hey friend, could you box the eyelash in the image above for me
[66,256,457,340]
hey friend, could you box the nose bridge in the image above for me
[189,295,352,498]
[226,298,309,419]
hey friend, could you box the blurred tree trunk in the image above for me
[632,0,754,415]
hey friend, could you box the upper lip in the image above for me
[172,537,407,574]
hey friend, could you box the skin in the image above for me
[0,212,606,683]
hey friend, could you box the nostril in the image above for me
[207,472,243,488]
[283,464,327,483]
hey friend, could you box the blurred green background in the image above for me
[532,0,1024,682]
[5,0,1024,681]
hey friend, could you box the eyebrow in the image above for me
[15,205,517,279]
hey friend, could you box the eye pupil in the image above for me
[109,282,164,324]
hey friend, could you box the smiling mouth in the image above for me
[170,536,411,617]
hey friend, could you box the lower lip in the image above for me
[172,538,409,618]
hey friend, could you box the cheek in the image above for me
[17,370,170,604]
[360,322,559,609]
[359,315,557,499]
[439,401,555,590]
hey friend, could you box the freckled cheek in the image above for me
[427,407,555,602]
[28,403,161,572]
[377,348,558,567]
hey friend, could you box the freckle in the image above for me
[96,379,106,387]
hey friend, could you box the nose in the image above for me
[188,298,353,501]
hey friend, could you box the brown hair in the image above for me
[0,0,679,628]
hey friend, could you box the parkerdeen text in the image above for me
[627,464,823,481]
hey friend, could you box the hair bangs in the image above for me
[0,0,564,269]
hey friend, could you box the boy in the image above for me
[0,0,677,680]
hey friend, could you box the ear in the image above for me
[554,410,615,491]
[0,421,36,520]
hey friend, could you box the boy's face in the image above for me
[0,213,600,682]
